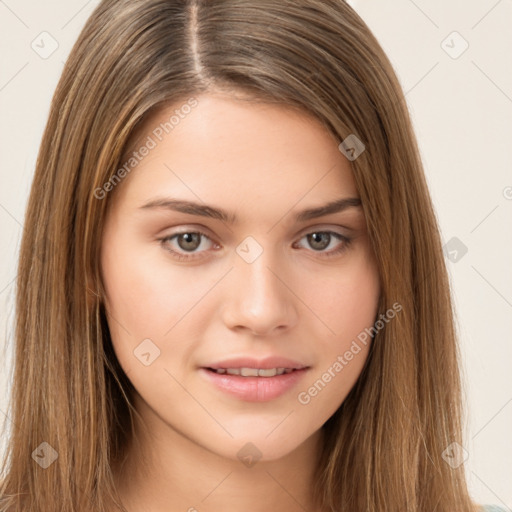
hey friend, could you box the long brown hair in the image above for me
[0,0,479,510]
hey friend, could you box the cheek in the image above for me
[101,258,189,403]
[294,255,379,419]
[302,251,380,344]
[101,235,228,385]
[101,236,206,335]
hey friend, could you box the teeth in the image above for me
[241,367,260,377]
[213,367,294,377]
[257,368,277,377]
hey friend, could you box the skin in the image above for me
[100,92,380,512]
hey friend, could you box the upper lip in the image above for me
[203,357,309,370]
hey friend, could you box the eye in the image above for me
[293,230,352,257]
[160,231,218,261]
[159,229,352,262]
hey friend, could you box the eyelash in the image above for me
[159,229,353,262]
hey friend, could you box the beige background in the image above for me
[0,0,511,507]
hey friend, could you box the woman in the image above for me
[0,0,504,511]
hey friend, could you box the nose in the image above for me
[221,248,299,336]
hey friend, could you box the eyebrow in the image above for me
[139,196,362,224]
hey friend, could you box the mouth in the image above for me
[204,367,298,377]
[199,365,310,402]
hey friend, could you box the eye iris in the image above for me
[177,233,201,251]
[308,232,330,250]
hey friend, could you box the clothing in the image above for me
[481,505,510,512]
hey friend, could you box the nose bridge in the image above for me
[223,237,297,334]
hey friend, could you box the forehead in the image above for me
[113,93,359,214]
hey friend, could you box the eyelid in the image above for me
[160,223,351,244]
[159,223,217,237]
[295,223,352,238]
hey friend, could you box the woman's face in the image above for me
[100,92,380,462]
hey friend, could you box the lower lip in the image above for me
[199,368,309,402]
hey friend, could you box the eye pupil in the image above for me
[308,232,330,250]
[178,233,201,251]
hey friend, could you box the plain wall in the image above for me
[0,0,510,508]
